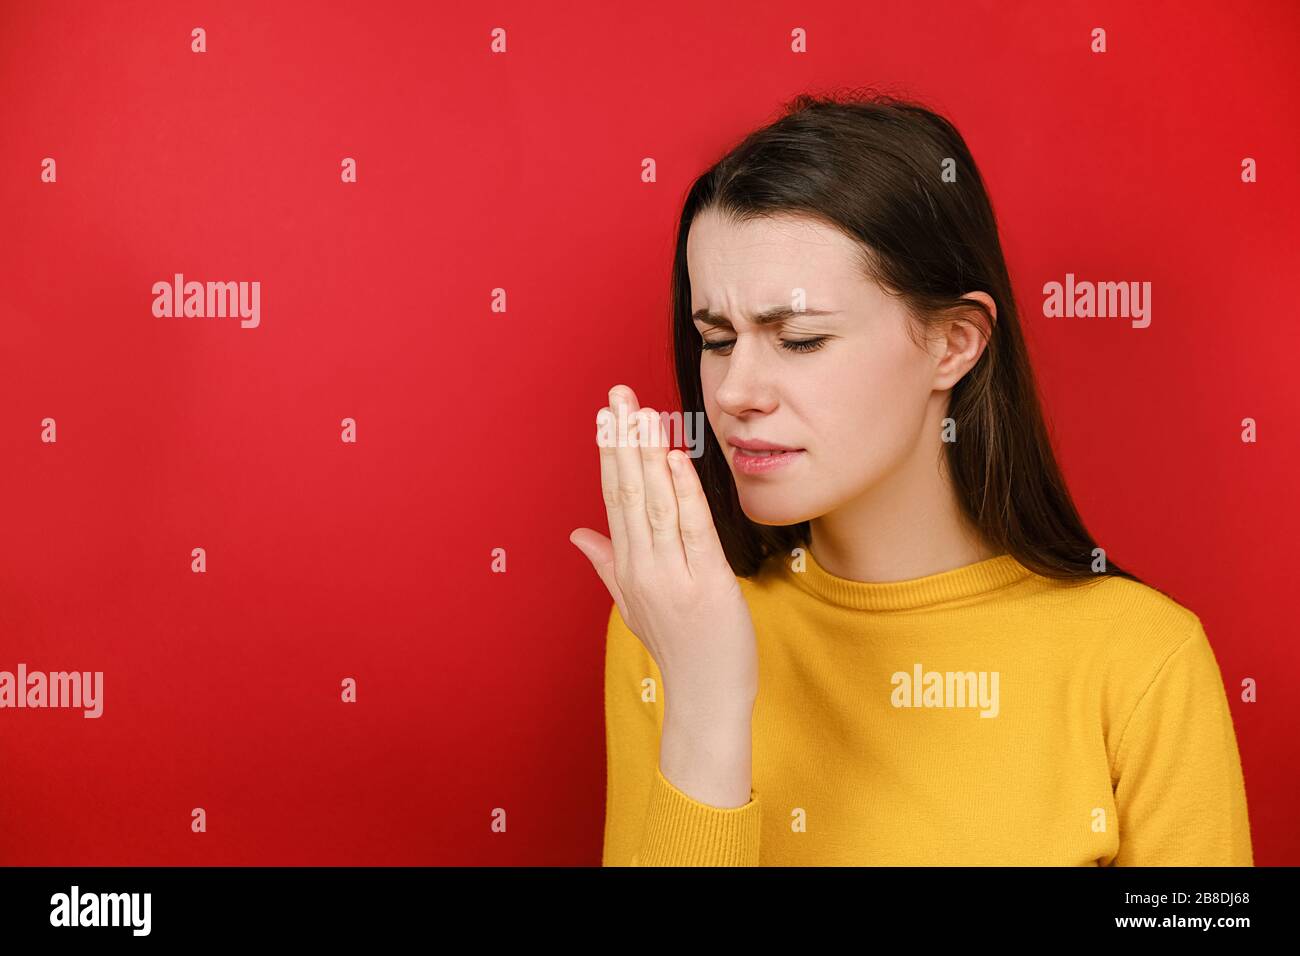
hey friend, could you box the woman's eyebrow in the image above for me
[691,306,839,328]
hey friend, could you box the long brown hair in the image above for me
[671,89,1150,591]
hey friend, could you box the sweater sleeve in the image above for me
[1109,618,1253,866]
[601,602,762,866]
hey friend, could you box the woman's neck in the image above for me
[808,450,997,584]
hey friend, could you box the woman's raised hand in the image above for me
[570,384,759,723]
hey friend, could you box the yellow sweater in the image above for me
[602,548,1253,866]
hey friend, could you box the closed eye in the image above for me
[701,336,829,354]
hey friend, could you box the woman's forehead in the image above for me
[688,219,877,317]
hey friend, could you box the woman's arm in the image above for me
[602,602,762,866]
[1110,618,1253,866]
[574,385,765,865]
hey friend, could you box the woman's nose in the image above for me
[713,339,778,416]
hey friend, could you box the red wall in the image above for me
[0,0,1295,864]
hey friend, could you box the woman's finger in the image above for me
[596,406,628,574]
[568,527,623,612]
[636,407,686,570]
[668,449,726,578]
[609,385,652,563]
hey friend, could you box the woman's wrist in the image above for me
[659,707,754,808]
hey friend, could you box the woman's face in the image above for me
[688,208,965,526]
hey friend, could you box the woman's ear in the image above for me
[931,291,996,389]
[960,291,997,338]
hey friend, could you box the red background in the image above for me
[1,0,1296,865]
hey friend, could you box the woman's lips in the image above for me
[731,446,805,475]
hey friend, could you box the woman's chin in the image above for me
[737,496,820,527]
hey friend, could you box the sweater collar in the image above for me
[779,546,1034,612]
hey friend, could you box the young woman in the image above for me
[569,92,1253,866]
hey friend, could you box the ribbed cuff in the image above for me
[633,766,761,866]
